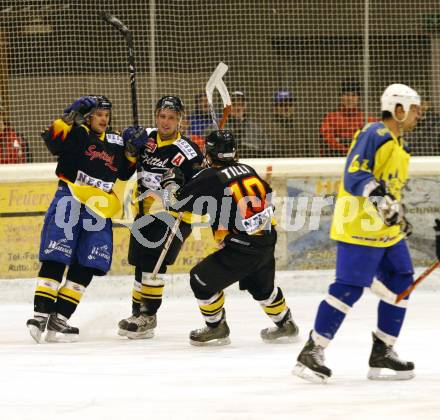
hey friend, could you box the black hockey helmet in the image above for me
[205,130,237,163]
[89,95,112,110]
[86,95,112,127]
[155,96,184,114]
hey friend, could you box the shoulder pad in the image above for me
[106,133,124,146]
[359,122,392,145]
[376,127,392,138]
[174,138,199,159]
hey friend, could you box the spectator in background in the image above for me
[405,98,440,156]
[320,81,376,157]
[219,90,268,158]
[0,112,26,164]
[188,92,213,137]
[267,89,298,157]
[181,114,205,153]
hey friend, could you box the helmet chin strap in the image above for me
[392,109,408,124]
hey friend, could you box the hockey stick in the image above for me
[395,260,440,303]
[205,62,232,129]
[148,212,184,284]
[146,63,233,286]
[101,12,139,126]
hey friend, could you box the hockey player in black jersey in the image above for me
[118,96,204,339]
[160,130,299,345]
[26,95,136,343]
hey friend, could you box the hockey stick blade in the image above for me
[205,62,231,129]
[206,62,229,103]
[395,259,440,303]
[100,12,130,36]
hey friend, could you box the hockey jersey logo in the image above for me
[89,244,111,262]
[75,170,114,192]
[242,206,274,234]
[171,152,185,167]
[106,133,124,146]
[175,138,198,159]
[44,238,72,257]
[140,170,162,190]
[84,145,117,171]
[141,154,169,168]
[146,138,157,153]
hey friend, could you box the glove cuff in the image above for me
[61,111,85,126]
[367,182,386,198]
[362,179,381,197]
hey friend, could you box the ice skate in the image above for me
[190,310,230,346]
[117,311,141,337]
[260,309,299,343]
[293,331,332,384]
[120,313,156,339]
[367,332,415,381]
[26,316,48,344]
[45,313,79,343]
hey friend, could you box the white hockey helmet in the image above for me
[380,83,421,122]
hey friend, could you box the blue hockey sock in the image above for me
[377,299,408,344]
[313,282,363,346]
[375,271,412,345]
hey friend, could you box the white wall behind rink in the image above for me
[1,269,440,304]
[2,156,440,183]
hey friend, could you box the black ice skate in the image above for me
[119,313,156,340]
[293,331,332,384]
[26,316,48,344]
[190,310,230,346]
[260,309,299,343]
[45,313,79,343]
[367,332,415,381]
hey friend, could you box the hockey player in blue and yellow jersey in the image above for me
[294,84,421,383]
[26,95,136,343]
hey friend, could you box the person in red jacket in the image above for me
[0,113,26,164]
[320,81,376,157]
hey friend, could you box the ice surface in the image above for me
[1,274,440,420]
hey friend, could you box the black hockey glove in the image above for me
[400,216,413,237]
[434,219,440,260]
[62,96,97,125]
[122,126,148,157]
[160,167,185,189]
[368,183,403,226]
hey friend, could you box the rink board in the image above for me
[1,158,440,279]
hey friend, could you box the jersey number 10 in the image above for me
[229,176,267,219]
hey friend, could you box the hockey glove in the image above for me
[400,216,413,237]
[162,183,180,210]
[160,167,185,189]
[122,126,148,157]
[434,219,440,260]
[63,96,98,125]
[368,183,403,226]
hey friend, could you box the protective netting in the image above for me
[0,0,439,162]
